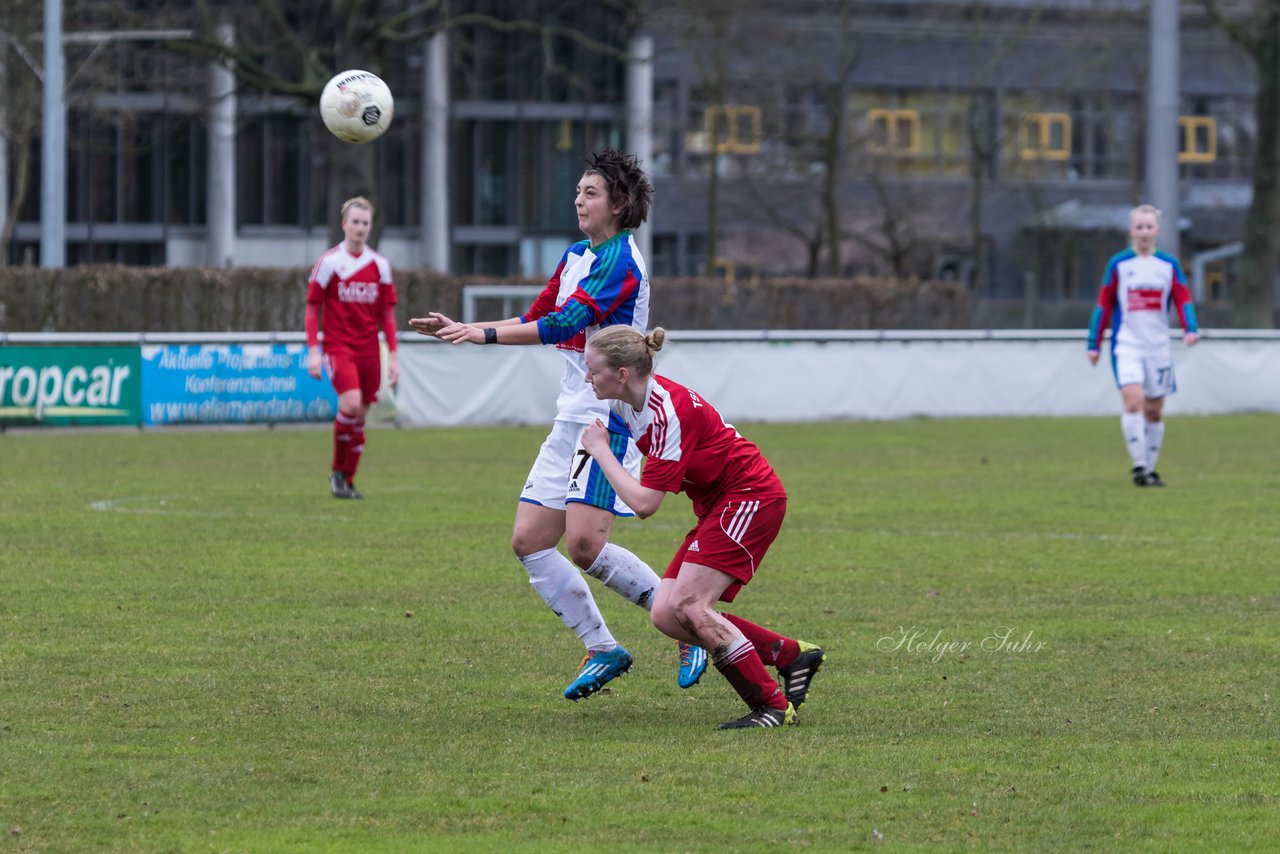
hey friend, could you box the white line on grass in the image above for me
[88,495,362,522]
[88,496,230,517]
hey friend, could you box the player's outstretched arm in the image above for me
[408,312,455,337]
[434,320,545,346]
[409,312,529,339]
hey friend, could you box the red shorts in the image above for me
[664,495,786,603]
[324,350,382,404]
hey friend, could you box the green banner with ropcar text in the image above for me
[0,346,142,426]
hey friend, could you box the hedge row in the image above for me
[0,266,973,333]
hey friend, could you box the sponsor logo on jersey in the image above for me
[688,540,700,552]
[1127,288,1164,311]
[338,280,380,303]
[568,480,580,491]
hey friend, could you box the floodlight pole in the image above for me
[627,35,654,267]
[41,0,66,267]
[421,31,450,273]
[207,23,236,268]
[1,52,8,257]
[1146,0,1180,257]
[33,25,196,269]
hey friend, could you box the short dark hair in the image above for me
[583,148,653,230]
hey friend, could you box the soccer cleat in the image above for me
[778,641,826,710]
[717,702,797,730]
[677,642,708,689]
[1145,470,1166,487]
[329,471,352,498]
[563,645,633,701]
[344,476,366,499]
[1132,466,1150,487]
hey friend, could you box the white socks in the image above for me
[519,548,616,652]
[1145,420,1165,471]
[584,543,661,611]
[1121,411,1147,469]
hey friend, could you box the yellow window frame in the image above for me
[866,108,920,155]
[1019,112,1071,161]
[703,105,762,154]
[1178,116,1217,163]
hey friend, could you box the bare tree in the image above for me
[0,5,42,264]
[166,0,642,243]
[0,0,142,264]
[1201,0,1278,327]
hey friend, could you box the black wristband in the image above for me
[483,327,498,345]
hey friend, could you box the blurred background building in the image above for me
[0,1,1267,324]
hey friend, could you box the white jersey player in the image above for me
[408,149,707,700]
[1087,204,1199,486]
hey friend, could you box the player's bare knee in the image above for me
[565,534,604,570]
[511,531,547,558]
[650,601,680,638]
[671,595,710,631]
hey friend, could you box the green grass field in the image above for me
[2,415,1277,852]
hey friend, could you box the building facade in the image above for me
[0,1,1261,311]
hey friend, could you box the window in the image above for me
[237,115,306,226]
[519,120,622,232]
[1179,97,1252,180]
[1019,112,1070,161]
[1178,116,1216,163]
[687,105,762,154]
[865,108,919,156]
[847,92,976,177]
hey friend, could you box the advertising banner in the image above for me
[141,344,337,426]
[0,346,141,426]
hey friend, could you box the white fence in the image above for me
[393,330,1280,426]
[5,330,1278,426]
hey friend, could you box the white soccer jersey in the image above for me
[521,231,649,423]
[1087,249,1198,356]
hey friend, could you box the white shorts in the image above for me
[1113,350,1176,398]
[520,418,642,516]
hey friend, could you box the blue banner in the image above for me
[141,344,337,426]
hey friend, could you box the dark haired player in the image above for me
[408,150,707,700]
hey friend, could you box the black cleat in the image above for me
[718,702,796,730]
[330,471,352,498]
[344,476,365,499]
[1132,466,1150,487]
[1145,470,1165,487]
[778,642,826,710]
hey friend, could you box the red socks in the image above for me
[346,419,366,482]
[332,412,358,474]
[713,638,787,711]
[722,613,801,668]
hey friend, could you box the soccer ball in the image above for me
[319,70,394,144]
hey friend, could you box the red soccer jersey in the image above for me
[307,244,397,356]
[611,374,787,518]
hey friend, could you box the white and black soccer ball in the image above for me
[319,70,394,144]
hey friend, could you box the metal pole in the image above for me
[626,35,654,268]
[1146,0,1180,257]
[41,0,66,267]
[0,52,9,263]
[421,32,450,273]
[207,23,236,267]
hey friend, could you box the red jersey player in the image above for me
[580,325,826,730]
[305,196,399,499]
